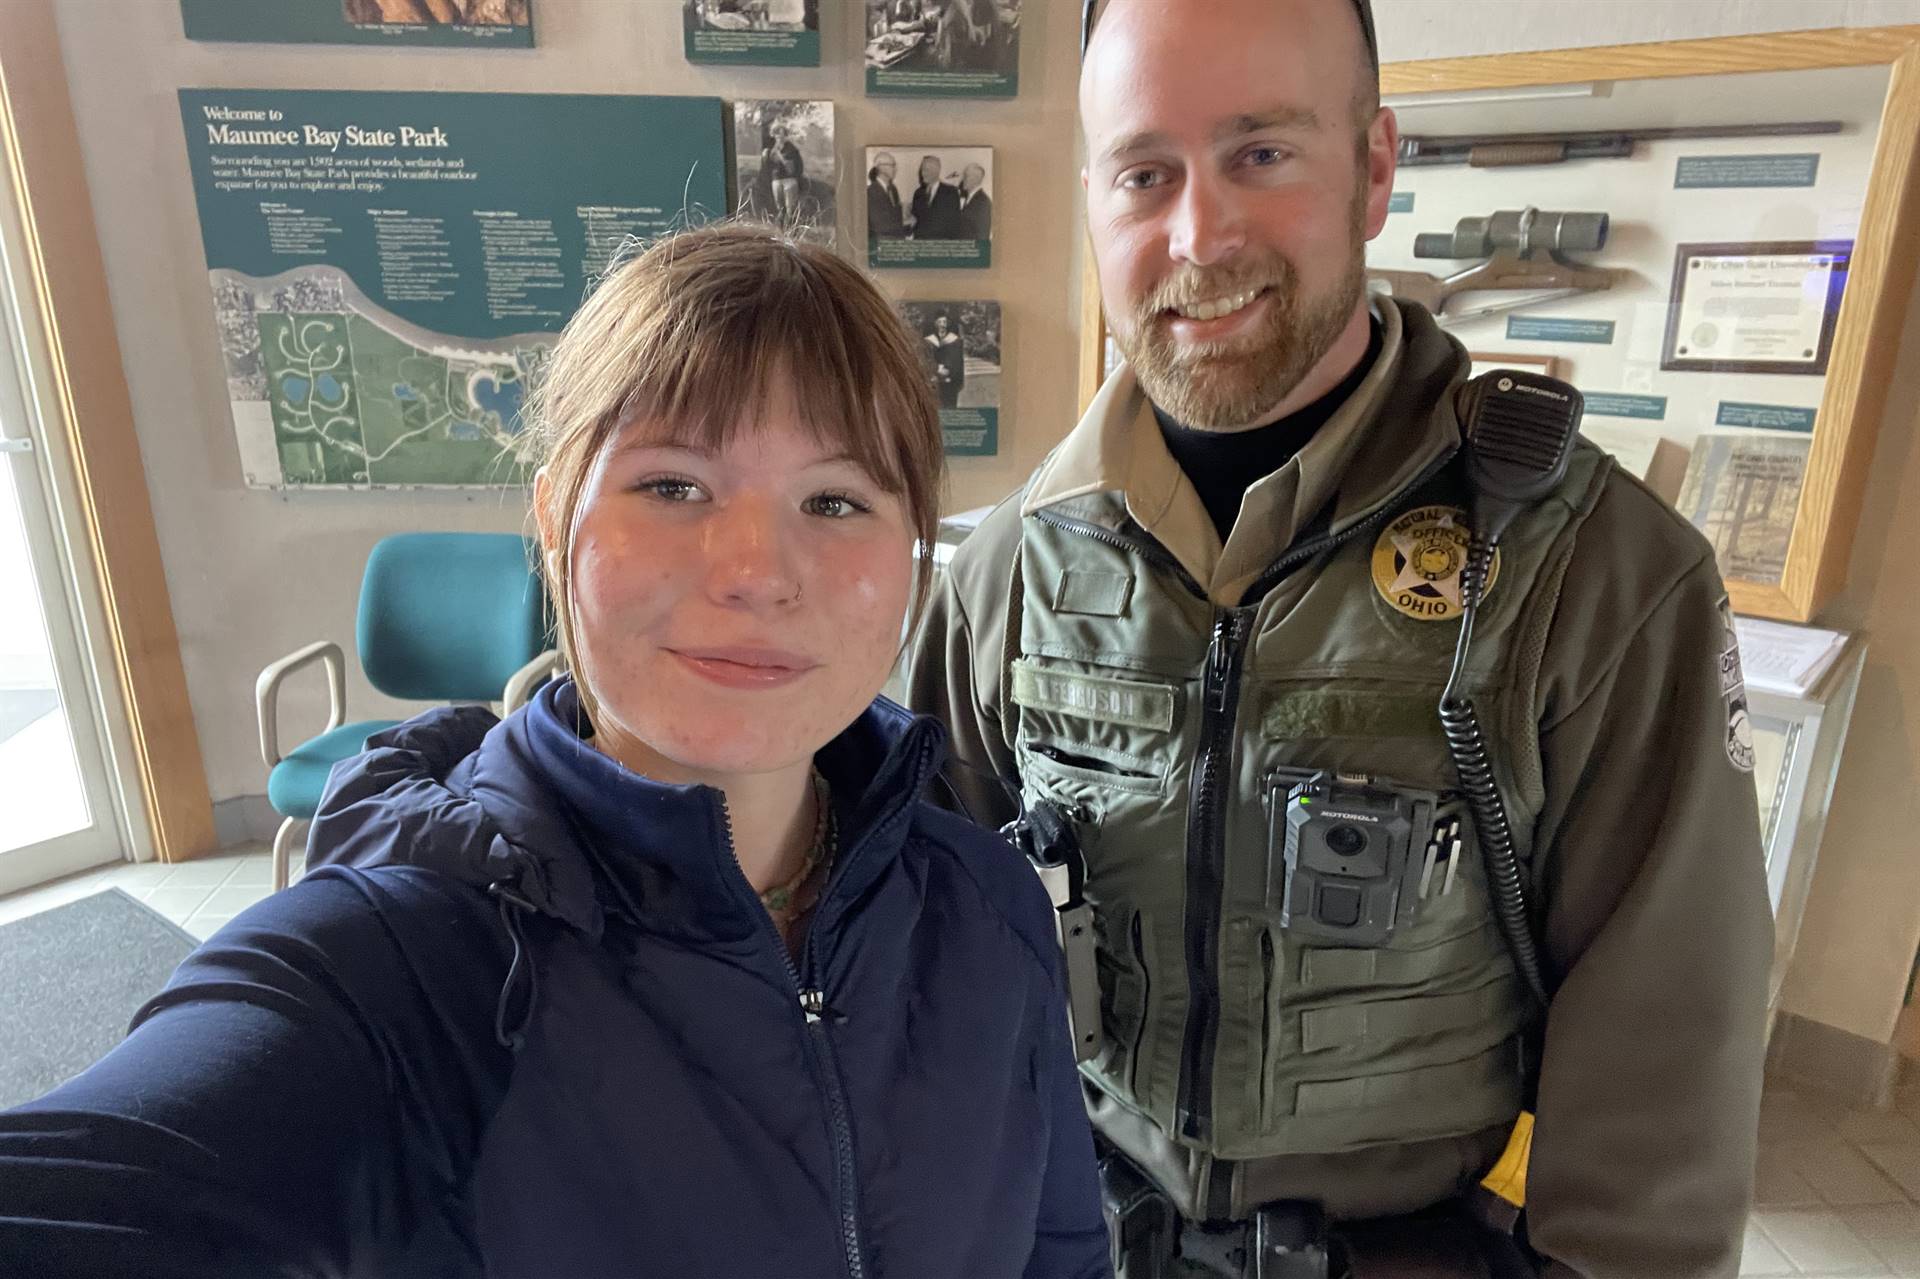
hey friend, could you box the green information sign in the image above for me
[870,238,992,269]
[1716,401,1819,432]
[182,0,535,48]
[684,1,820,66]
[867,66,1017,97]
[179,89,725,489]
[1583,393,1668,420]
[939,407,998,455]
[1674,154,1821,190]
[1505,316,1616,344]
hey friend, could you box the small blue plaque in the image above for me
[1506,316,1616,344]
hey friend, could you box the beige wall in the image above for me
[50,0,1090,805]
[48,0,1920,1042]
[1779,261,1920,1045]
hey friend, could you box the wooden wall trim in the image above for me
[0,0,215,861]
[1379,26,1920,95]
[1794,43,1920,620]
[1077,232,1103,415]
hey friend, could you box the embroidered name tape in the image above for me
[1010,660,1176,731]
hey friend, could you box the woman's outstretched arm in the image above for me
[0,866,512,1279]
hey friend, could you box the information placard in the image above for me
[180,89,725,488]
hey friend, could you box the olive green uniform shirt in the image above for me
[899,300,1772,1279]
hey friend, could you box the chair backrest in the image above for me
[357,532,548,702]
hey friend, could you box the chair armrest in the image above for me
[256,640,346,769]
[503,649,564,715]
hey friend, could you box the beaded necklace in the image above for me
[759,769,835,934]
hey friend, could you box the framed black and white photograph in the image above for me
[896,299,1001,455]
[684,0,820,66]
[1661,240,1853,375]
[865,145,992,269]
[733,100,834,247]
[864,0,1020,98]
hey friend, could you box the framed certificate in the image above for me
[1661,240,1852,375]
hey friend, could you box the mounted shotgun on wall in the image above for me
[1396,120,1841,167]
[1368,207,1619,326]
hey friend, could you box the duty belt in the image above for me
[1098,1146,1540,1279]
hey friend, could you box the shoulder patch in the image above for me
[1371,505,1500,623]
[1720,598,1756,772]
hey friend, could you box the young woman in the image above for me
[0,224,1110,1279]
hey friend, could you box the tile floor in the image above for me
[2,853,1919,1273]
[1746,1081,1920,1276]
[0,843,285,941]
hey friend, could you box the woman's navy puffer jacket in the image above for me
[0,678,1111,1279]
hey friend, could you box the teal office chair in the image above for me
[255,532,560,890]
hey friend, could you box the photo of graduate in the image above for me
[896,299,1002,455]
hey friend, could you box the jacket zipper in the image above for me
[1125,909,1152,1097]
[1034,445,1462,1145]
[715,800,868,1279]
[805,1006,866,1279]
[1241,447,1461,603]
[1175,608,1250,1143]
[1032,510,1207,600]
[1258,927,1275,1124]
[1031,438,1456,609]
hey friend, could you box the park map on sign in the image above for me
[215,267,546,486]
[181,89,727,489]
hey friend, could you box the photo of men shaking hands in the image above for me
[867,145,993,269]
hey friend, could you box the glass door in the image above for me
[0,265,124,896]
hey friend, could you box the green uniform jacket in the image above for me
[899,300,1773,1279]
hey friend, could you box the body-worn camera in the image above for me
[1268,770,1450,947]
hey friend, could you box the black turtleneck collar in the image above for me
[1154,319,1382,541]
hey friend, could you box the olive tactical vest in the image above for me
[1006,409,1612,1164]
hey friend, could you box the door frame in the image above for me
[0,0,215,867]
[0,259,126,893]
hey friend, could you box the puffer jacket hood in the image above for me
[310,679,951,1045]
[314,678,947,927]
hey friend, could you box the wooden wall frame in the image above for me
[0,0,216,860]
[1077,26,1920,622]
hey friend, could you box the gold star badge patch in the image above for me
[1370,505,1499,622]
